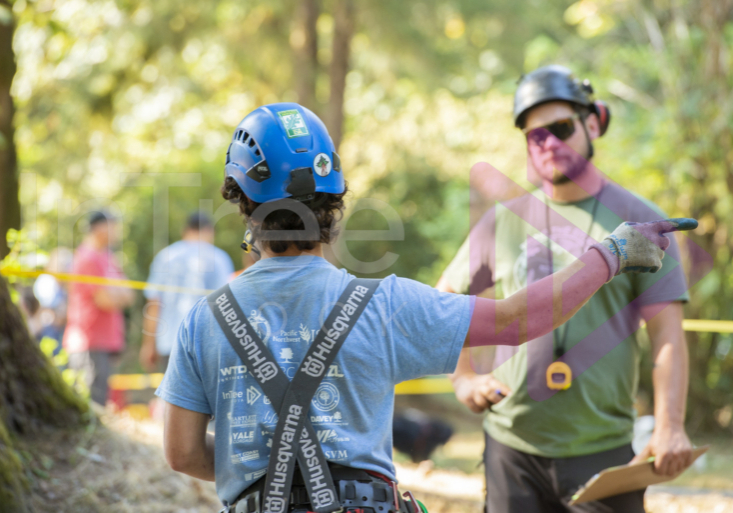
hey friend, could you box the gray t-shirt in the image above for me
[443,183,689,457]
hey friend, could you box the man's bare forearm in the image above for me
[646,302,688,428]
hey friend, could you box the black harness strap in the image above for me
[207,279,381,513]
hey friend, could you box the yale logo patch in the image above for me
[277,109,309,138]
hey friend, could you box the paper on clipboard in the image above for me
[569,446,709,505]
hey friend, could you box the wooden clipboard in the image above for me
[569,446,709,505]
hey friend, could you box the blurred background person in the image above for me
[33,247,74,351]
[140,212,233,372]
[63,211,134,406]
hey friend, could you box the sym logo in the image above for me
[324,450,348,460]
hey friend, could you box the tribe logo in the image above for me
[311,382,340,412]
[230,430,255,444]
[219,365,248,382]
[231,450,259,464]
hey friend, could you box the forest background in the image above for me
[0,0,731,435]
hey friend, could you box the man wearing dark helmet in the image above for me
[439,66,694,512]
[153,102,692,513]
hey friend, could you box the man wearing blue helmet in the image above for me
[154,102,694,513]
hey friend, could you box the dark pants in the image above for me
[484,433,646,513]
[68,351,116,406]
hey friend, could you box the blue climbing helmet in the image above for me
[224,103,343,204]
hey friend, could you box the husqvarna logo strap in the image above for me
[301,285,369,377]
[215,294,279,384]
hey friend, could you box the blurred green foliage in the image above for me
[6,0,733,432]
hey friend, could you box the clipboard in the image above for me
[569,446,709,505]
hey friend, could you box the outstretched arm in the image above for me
[464,218,697,348]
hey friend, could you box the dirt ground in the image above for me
[16,408,733,513]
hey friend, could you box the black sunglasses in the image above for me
[523,113,580,145]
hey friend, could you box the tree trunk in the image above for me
[0,0,20,260]
[292,0,319,111]
[0,276,88,511]
[326,0,354,150]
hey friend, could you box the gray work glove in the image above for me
[591,218,698,280]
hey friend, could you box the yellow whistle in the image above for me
[546,361,572,390]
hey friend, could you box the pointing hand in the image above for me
[592,218,698,278]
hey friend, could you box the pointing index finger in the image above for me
[655,218,698,234]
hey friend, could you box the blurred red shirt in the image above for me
[63,243,126,353]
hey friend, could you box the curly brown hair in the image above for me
[221,176,347,254]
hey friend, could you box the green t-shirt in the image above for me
[443,183,688,457]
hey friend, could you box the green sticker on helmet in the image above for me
[277,109,310,138]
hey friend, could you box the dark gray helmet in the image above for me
[513,65,610,135]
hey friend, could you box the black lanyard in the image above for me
[544,185,604,357]
[207,279,381,513]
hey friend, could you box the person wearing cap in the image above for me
[140,212,234,372]
[438,65,694,512]
[63,210,134,405]
[154,102,691,513]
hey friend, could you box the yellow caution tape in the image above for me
[108,373,165,391]
[4,267,733,333]
[107,372,453,395]
[0,267,211,295]
[395,378,454,395]
[682,319,733,333]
